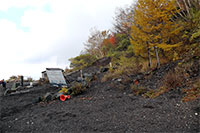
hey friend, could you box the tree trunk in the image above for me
[176,0,187,21]
[154,46,160,68]
[148,48,151,67]
[183,0,191,17]
[187,0,192,7]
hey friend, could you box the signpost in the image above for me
[46,69,66,85]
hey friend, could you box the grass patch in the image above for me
[130,84,149,96]
[102,57,143,82]
[143,87,169,98]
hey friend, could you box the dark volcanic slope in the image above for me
[0,75,199,133]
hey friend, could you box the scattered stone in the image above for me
[77,77,82,82]
[117,79,122,82]
[128,94,134,97]
[100,67,109,73]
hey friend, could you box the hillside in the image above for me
[0,57,199,132]
[1,0,200,132]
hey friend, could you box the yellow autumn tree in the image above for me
[130,0,183,59]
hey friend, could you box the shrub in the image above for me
[69,54,97,70]
[146,58,200,100]
[70,82,86,96]
[162,70,184,89]
[182,78,200,102]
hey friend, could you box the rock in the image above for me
[128,94,134,97]
[77,77,83,82]
[83,73,93,78]
[100,67,109,73]
[43,92,53,102]
[117,79,122,82]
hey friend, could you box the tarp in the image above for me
[46,69,66,85]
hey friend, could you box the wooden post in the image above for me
[20,76,24,86]
[80,70,83,80]
[148,48,151,67]
[109,62,112,68]
[154,46,160,67]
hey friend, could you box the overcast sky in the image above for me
[0,0,134,80]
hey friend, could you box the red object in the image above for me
[109,35,115,45]
[60,94,70,101]
[134,80,139,85]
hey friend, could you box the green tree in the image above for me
[69,54,97,70]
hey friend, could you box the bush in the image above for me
[182,78,200,102]
[162,70,184,89]
[69,54,97,70]
[70,82,86,96]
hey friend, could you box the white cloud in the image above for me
[0,0,49,11]
[0,19,28,62]
[0,0,134,80]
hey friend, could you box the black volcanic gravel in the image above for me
[0,59,199,133]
